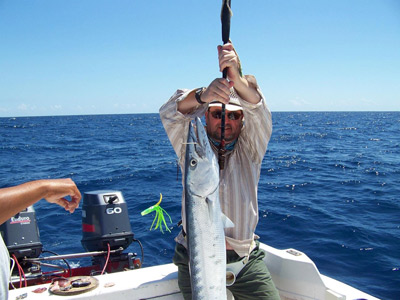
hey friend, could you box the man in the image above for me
[0,178,81,300]
[159,43,280,299]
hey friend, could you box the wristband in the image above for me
[195,87,206,104]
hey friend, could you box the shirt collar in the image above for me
[209,137,237,151]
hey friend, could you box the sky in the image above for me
[0,0,399,117]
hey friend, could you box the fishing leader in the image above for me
[159,42,280,300]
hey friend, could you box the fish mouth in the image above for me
[188,118,208,159]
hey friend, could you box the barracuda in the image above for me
[184,117,232,299]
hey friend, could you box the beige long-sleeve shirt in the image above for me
[159,86,272,257]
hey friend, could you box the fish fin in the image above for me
[206,198,214,219]
[205,197,234,228]
[221,213,234,228]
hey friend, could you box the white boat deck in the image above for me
[8,243,379,300]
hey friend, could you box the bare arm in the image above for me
[0,178,81,224]
[177,42,260,115]
[218,43,261,105]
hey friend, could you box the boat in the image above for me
[4,190,379,299]
[7,243,379,300]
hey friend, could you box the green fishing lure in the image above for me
[141,193,172,233]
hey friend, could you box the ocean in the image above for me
[0,112,399,299]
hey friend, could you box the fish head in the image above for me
[185,117,219,197]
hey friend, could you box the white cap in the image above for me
[208,89,243,111]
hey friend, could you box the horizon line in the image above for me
[1,110,399,119]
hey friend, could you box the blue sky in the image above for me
[0,0,399,117]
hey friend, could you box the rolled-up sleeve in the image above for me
[237,87,272,164]
[159,89,207,163]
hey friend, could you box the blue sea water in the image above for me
[0,112,399,299]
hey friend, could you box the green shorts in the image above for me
[172,241,280,300]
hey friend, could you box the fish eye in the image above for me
[190,158,197,167]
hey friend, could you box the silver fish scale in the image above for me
[187,193,226,299]
[185,118,227,299]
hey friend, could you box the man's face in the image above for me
[205,107,243,143]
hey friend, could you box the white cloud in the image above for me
[17,103,29,111]
[16,103,38,112]
[290,97,311,107]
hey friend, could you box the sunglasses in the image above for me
[210,110,243,121]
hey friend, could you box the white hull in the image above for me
[8,242,379,300]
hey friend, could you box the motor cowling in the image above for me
[81,190,133,252]
[0,206,42,260]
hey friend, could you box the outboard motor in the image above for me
[81,190,133,252]
[0,206,42,260]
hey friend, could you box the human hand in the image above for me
[218,42,242,83]
[202,78,234,105]
[42,178,81,213]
